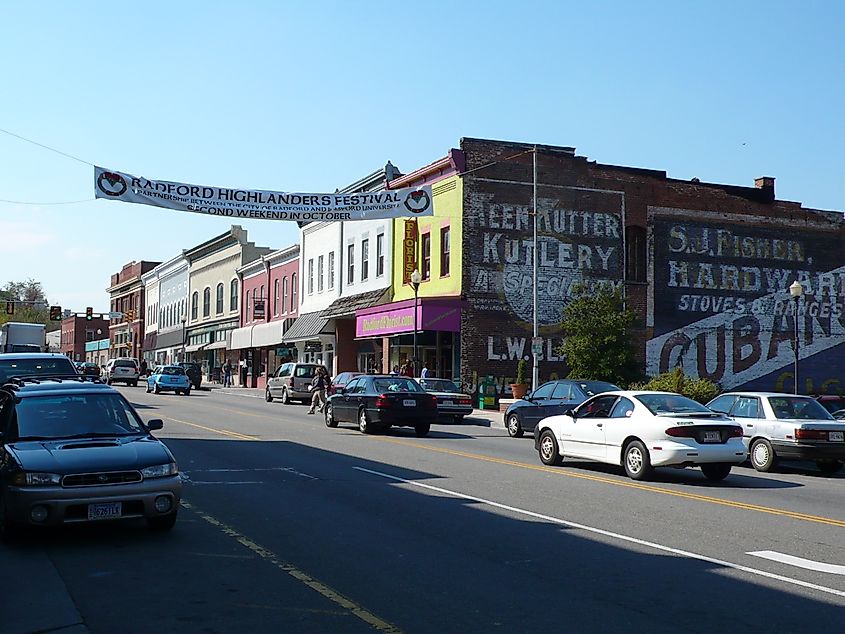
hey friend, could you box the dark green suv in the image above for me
[177,362,202,389]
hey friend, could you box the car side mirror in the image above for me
[523,391,532,401]
[339,387,346,395]
[147,419,164,431]
[564,407,577,419]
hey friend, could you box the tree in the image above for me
[557,283,640,385]
[0,279,57,331]
[630,368,720,404]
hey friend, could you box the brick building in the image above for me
[458,137,845,395]
[59,314,109,362]
[107,260,161,361]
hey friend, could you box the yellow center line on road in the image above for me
[162,415,258,441]
[374,437,845,529]
[181,500,402,633]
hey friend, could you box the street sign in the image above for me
[109,311,123,320]
[531,336,544,355]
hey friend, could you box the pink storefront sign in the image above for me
[356,300,462,338]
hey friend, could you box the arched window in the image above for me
[625,225,647,282]
[191,292,198,320]
[274,279,280,316]
[203,287,211,317]
[230,279,238,311]
[291,273,298,312]
[216,283,224,314]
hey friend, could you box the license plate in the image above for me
[88,502,122,520]
[403,399,416,407]
[442,400,453,406]
[830,431,844,442]
[702,431,721,443]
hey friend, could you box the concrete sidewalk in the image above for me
[208,385,505,429]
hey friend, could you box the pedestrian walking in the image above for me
[139,359,148,378]
[420,362,432,379]
[223,359,233,387]
[239,358,248,387]
[307,367,329,414]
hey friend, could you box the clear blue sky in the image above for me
[2,1,843,311]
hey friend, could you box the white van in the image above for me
[104,358,140,387]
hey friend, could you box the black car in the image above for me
[0,376,181,539]
[177,362,202,390]
[324,375,438,437]
[0,353,78,383]
[504,379,621,437]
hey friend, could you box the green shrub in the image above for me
[515,359,528,385]
[629,367,719,404]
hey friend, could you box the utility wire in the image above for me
[0,127,94,166]
[0,197,94,205]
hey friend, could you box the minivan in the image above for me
[266,362,327,404]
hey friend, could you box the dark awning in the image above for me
[282,312,331,343]
[321,288,389,320]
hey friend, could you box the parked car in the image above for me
[505,379,621,438]
[176,362,203,390]
[0,353,78,383]
[707,392,845,474]
[813,395,845,419]
[78,362,101,377]
[104,358,140,387]
[328,371,364,396]
[324,374,438,437]
[266,362,327,404]
[146,365,192,395]
[0,376,181,539]
[535,391,746,481]
[419,378,473,422]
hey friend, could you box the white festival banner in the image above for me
[94,167,433,222]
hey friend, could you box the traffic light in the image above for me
[4,301,13,315]
[126,309,135,322]
[49,305,63,321]
[85,306,93,321]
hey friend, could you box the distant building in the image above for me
[60,314,109,362]
[107,260,161,360]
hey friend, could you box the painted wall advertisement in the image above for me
[646,212,845,393]
[465,182,624,383]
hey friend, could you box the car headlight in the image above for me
[12,472,62,486]
[141,463,179,478]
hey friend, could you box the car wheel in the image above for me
[623,440,654,480]
[281,388,290,405]
[265,388,273,403]
[147,512,178,531]
[358,409,372,434]
[153,383,161,395]
[415,423,431,437]
[453,415,465,424]
[816,459,843,475]
[506,413,524,438]
[700,463,732,481]
[132,380,138,387]
[750,438,778,472]
[538,430,562,466]
[325,403,338,428]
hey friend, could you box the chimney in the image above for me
[754,176,775,201]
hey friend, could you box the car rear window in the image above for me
[769,397,833,420]
[161,367,185,376]
[114,360,136,368]
[373,378,422,393]
[0,357,77,382]
[295,366,318,378]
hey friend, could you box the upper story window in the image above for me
[282,277,288,313]
[246,290,251,321]
[291,273,298,310]
[308,258,314,295]
[421,232,431,280]
[361,238,369,281]
[202,287,211,318]
[347,244,355,284]
[230,279,239,311]
[274,279,280,316]
[318,255,324,293]
[191,291,198,320]
[216,283,224,314]
[328,252,335,289]
[376,233,385,277]
[440,226,451,277]
[626,225,647,282]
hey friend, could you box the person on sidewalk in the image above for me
[307,367,329,414]
[223,359,233,387]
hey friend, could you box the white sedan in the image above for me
[534,391,747,481]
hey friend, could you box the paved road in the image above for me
[5,386,845,633]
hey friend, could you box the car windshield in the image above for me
[373,377,422,393]
[0,358,77,383]
[635,393,713,415]
[13,393,147,440]
[114,360,136,368]
[768,397,834,420]
[159,367,185,376]
[421,379,461,393]
[576,381,622,397]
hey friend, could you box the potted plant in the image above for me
[511,359,530,400]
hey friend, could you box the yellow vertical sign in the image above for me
[403,219,418,284]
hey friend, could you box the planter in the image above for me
[510,383,529,400]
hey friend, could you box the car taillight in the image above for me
[429,395,438,406]
[458,398,472,406]
[665,426,698,438]
[287,377,295,387]
[726,426,743,438]
[375,394,391,408]
[795,428,829,441]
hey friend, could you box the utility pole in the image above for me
[532,147,539,392]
